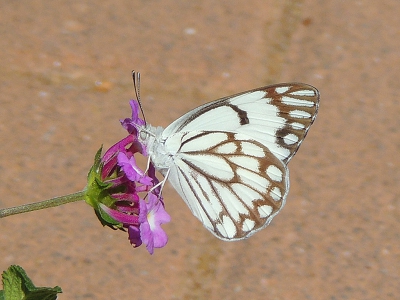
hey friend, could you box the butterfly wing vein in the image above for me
[148,83,319,240]
[167,133,290,240]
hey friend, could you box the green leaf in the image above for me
[1,265,62,300]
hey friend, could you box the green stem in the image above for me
[0,190,86,218]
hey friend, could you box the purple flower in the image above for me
[139,193,171,255]
[84,99,170,254]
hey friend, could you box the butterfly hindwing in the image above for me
[165,131,289,240]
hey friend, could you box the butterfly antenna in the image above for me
[132,70,147,125]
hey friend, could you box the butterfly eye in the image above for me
[139,129,149,141]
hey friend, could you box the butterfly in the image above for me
[137,77,319,241]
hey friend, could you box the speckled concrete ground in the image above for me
[1,1,399,299]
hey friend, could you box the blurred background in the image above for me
[0,0,399,299]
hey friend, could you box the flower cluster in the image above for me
[84,100,170,254]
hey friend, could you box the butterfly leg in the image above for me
[147,168,170,202]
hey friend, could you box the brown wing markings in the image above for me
[264,84,319,163]
[177,132,288,239]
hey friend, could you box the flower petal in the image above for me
[120,100,146,135]
[138,195,170,254]
[99,203,139,225]
[117,152,153,185]
[128,225,142,248]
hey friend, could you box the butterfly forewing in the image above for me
[162,83,319,163]
[146,83,319,240]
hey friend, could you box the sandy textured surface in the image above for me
[1,0,399,299]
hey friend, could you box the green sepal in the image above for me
[1,265,62,300]
[84,146,122,228]
[94,208,124,229]
[84,146,108,207]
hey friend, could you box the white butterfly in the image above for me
[138,81,319,241]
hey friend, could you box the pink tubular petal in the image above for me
[102,135,135,163]
[99,203,139,225]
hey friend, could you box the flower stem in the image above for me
[0,190,86,218]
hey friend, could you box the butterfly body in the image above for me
[138,83,319,240]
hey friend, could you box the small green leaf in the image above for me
[1,265,62,300]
